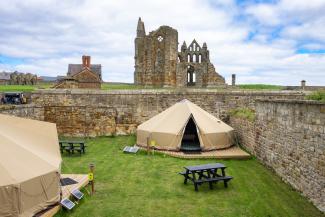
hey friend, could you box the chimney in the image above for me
[301,80,306,90]
[232,74,236,86]
[82,55,91,68]
[82,55,87,67]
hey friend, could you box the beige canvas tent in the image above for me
[0,114,62,217]
[137,99,234,151]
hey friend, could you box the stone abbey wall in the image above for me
[229,100,325,212]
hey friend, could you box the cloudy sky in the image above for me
[0,0,324,85]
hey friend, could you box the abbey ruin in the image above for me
[134,18,225,87]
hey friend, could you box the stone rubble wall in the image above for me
[31,90,304,136]
[0,89,304,137]
[229,117,256,155]
[230,100,325,212]
[0,104,44,120]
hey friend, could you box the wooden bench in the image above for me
[179,163,233,191]
[179,171,232,190]
[59,141,86,155]
[178,171,192,184]
[194,176,233,190]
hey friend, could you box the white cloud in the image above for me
[0,0,324,85]
[245,4,280,26]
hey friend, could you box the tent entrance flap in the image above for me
[180,117,201,152]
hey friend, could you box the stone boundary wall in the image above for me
[283,86,325,91]
[229,117,256,155]
[0,90,305,137]
[229,100,325,212]
[0,105,44,120]
[33,90,304,137]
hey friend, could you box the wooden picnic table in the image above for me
[59,141,87,155]
[179,163,232,191]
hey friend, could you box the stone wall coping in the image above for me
[32,89,306,96]
[256,99,325,105]
[0,104,43,109]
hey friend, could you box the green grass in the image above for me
[55,136,323,217]
[306,91,325,102]
[101,83,167,90]
[237,84,284,90]
[101,83,142,90]
[229,108,256,121]
[0,83,53,92]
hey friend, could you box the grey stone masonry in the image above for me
[230,99,325,212]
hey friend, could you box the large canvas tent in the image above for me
[0,114,62,217]
[137,99,234,151]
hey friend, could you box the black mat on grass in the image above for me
[60,177,78,186]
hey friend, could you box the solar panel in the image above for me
[123,146,140,153]
[61,199,75,210]
[72,189,84,200]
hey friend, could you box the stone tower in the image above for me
[134,18,225,87]
[134,17,178,87]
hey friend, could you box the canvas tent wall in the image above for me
[136,99,234,151]
[0,114,62,217]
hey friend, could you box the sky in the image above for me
[0,0,324,85]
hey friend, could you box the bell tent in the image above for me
[137,99,234,151]
[0,114,62,217]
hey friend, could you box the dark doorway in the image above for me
[180,117,201,152]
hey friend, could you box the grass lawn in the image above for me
[55,136,323,217]
[101,83,143,90]
[0,83,53,92]
[306,90,325,102]
[101,83,168,90]
[237,84,284,90]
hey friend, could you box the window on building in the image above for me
[157,35,164,42]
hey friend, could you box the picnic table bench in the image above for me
[59,141,87,155]
[179,163,233,191]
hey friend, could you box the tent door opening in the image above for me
[180,117,201,152]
